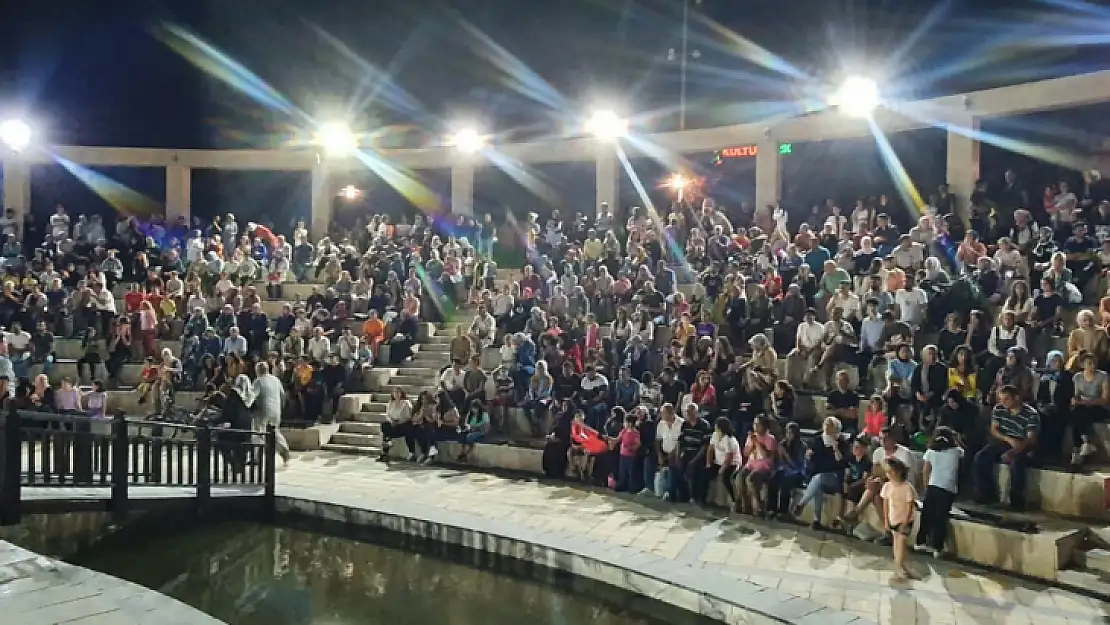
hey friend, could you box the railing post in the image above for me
[72,416,93,484]
[110,412,129,523]
[196,418,211,512]
[264,425,277,519]
[0,404,21,525]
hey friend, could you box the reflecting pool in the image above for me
[67,520,718,625]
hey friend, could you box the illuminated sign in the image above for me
[714,143,792,160]
[712,143,792,166]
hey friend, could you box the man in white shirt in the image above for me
[894,276,929,329]
[469,304,497,349]
[440,360,467,408]
[306,327,331,361]
[826,280,861,321]
[891,235,926,272]
[786,308,825,390]
[654,403,685,499]
[49,205,70,241]
[223,326,248,357]
[252,361,290,463]
[90,282,116,336]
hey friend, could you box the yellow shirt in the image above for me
[159,299,177,319]
[947,368,978,400]
[583,239,603,260]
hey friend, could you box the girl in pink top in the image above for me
[863,396,888,438]
[881,458,918,580]
[737,416,777,515]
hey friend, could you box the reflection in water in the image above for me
[68,522,711,625]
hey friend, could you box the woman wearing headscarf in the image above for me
[216,374,255,474]
[990,346,1036,404]
[1036,350,1073,464]
[742,333,778,395]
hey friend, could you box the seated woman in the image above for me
[1070,352,1109,468]
[387,314,418,364]
[569,409,608,481]
[1036,350,1074,465]
[456,399,490,463]
[792,416,849,529]
[947,345,979,402]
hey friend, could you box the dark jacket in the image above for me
[807,435,849,476]
[910,361,949,406]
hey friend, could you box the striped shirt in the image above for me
[991,403,1040,440]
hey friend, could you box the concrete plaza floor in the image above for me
[277,451,1110,625]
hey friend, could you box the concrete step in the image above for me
[416,344,451,353]
[329,432,381,447]
[358,401,388,413]
[1076,548,1110,575]
[349,411,389,424]
[339,422,382,435]
[321,443,381,456]
[393,367,439,377]
[54,339,183,361]
[424,335,455,344]
[390,375,432,386]
[1058,568,1110,596]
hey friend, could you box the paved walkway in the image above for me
[0,540,223,625]
[278,451,1110,625]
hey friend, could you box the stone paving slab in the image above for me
[0,540,224,625]
[276,451,1110,625]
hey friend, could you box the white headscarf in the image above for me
[232,374,256,408]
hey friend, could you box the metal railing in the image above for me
[0,407,276,525]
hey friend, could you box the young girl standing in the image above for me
[881,457,918,580]
[915,427,963,557]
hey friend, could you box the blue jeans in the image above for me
[974,440,1028,506]
[616,455,637,492]
[795,472,842,520]
[641,454,657,493]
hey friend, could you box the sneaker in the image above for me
[428,447,439,459]
[637,488,654,497]
[912,544,929,553]
[406,453,418,462]
[1080,441,1096,458]
[662,492,671,502]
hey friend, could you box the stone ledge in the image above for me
[283,423,340,451]
[383,441,1085,582]
[0,540,224,624]
[275,495,873,625]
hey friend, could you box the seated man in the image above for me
[784,308,823,391]
[974,384,1039,510]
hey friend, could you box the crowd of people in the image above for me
[366,168,1110,573]
[0,205,491,434]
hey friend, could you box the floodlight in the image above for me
[830,76,880,118]
[339,185,362,201]
[668,174,688,189]
[0,118,32,152]
[450,127,486,153]
[585,110,628,139]
[314,121,358,156]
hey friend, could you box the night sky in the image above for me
[0,0,1106,224]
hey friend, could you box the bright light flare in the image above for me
[338,185,362,200]
[450,127,486,153]
[830,76,880,118]
[667,174,689,189]
[314,121,358,156]
[585,110,628,139]
[0,119,32,152]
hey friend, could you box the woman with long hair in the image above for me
[694,416,741,505]
[524,360,555,437]
[1001,279,1033,325]
[947,345,979,402]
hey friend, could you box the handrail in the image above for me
[0,404,276,525]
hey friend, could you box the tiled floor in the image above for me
[278,451,1110,625]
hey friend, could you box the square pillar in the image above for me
[165,163,191,224]
[310,163,333,241]
[946,117,980,226]
[2,157,31,230]
[595,149,618,217]
[755,139,781,211]
[451,161,475,215]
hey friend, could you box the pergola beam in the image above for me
[8,70,1107,171]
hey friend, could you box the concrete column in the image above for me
[946,117,980,225]
[1,157,31,228]
[310,162,332,241]
[595,149,618,216]
[754,139,782,210]
[451,161,475,215]
[165,164,191,224]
